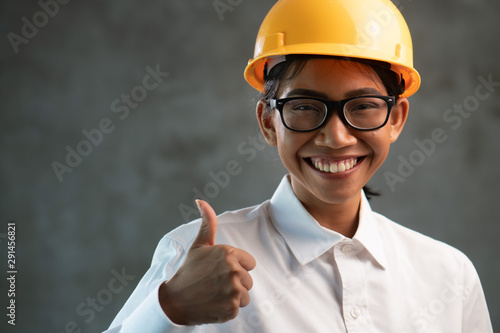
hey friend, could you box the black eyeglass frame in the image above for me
[270,95,396,132]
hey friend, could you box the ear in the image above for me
[389,97,409,143]
[256,99,278,146]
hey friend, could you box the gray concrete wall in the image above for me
[1,0,499,332]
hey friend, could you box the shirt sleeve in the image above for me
[103,234,196,333]
[461,258,493,333]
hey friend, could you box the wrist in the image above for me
[159,281,188,326]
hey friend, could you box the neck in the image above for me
[295,186,362,238]
[314,200,360,238]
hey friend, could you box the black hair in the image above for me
[259,55,405,199]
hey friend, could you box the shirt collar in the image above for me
[269,175,387,269]
[355,189,388,269]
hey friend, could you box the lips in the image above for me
[308,157,363,174]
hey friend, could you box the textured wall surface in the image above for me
[1,0,499,332]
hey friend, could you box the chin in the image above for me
[316,186,362,205]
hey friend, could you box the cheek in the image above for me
[274,123,311,164]
[364,130,392,164]
[273,114,293,147]
[276,130,296,160]
[272,116,290,157]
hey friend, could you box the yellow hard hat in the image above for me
[244,0,421,97]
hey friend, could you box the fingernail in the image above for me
[195,199,204,217]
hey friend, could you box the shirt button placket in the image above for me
[341,244,352,253]
[350,306,361,319]
[335,241,368,331]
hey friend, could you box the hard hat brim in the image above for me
[244,50,420,98]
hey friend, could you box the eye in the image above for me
[351,103,377,111]
[346,97,386,113]
[286,99,325,113]
[292,104,321,112]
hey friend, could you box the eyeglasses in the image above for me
[270,95,396,132]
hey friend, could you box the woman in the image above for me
[106,0,492,332]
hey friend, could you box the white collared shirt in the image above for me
[106,175,492,333]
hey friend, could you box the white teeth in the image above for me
[311,157,359,174]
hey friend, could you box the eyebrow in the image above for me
[284,87,383,99]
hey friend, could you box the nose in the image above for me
[313,111,357,149]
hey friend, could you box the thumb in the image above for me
[191,200,218,248]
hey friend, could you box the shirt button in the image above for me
[341,244,352,253]
[350,307,361,319]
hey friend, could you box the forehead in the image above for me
[277,58,387,99]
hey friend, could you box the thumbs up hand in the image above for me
[159,200,257,326]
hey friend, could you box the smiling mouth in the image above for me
[306,157,365,174]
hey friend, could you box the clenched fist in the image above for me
[159,200,257,325]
